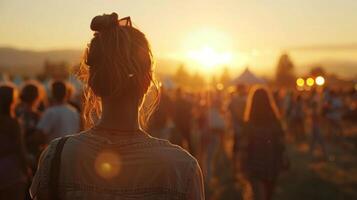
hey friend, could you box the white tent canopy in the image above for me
[231,68,266,85]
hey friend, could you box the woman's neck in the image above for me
[98,96,140,132]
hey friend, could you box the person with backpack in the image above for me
[30,13,204,200]
[238,86,287,200]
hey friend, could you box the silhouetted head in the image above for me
[51,81,68,103]
[0,83,18,116]
[20,81,40,106]
[78,12,158,128]
[244,86,280,124]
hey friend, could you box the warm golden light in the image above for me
[188,46,232,69]
[100,162,112,172]
[296,78,305,87]
[315,76,325,86]
[94,151,121,179]
[306,77,315,87]
[182,29,234,72]
[216,83,224,90]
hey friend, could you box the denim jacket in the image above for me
[30,130,204,199]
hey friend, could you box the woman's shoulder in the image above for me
[146,136,199,164]
[45,131,199,168]
[38,131,89,163]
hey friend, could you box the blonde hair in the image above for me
[76,13,159,129]
[244,85,280,124]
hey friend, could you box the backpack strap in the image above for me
[49,136,69,200]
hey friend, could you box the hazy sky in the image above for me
[1,0,357,76]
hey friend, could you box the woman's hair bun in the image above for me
[90,12,118,31]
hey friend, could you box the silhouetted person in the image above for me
[205,92,225,184]
[239,86,287,200]
[309,94,328,158]
[228,84,247,162]
[290,94,305,142]
[172,88,194,153]
[36,81,80,142]
[0,84,31,200]
[148,86,172,139]
[326,90,343,141]
[31,13,204,200]
[17,81,45,169]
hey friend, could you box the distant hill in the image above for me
[0,47,83,76]
[0,47,356,79]
[0,47,179,76]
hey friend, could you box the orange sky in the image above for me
[1,0,357,77]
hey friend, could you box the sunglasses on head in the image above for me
[118,16,132,27]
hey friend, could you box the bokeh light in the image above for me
[315,76,325,86]
[216,83,224,90]
[296,78,305,87]
[306,77,315,87]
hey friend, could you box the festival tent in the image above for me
[231,68,266,85]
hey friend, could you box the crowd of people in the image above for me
[148,83,356,199]
[1,76,355,200]
[1,12,356,200]
[0,80,81,199]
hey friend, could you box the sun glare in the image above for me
[181,28,234,73]
[188,46,232,69]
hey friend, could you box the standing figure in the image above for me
[172,88,194,153]
[17,81,44,169]
[309,93,328,158]
[36,81,80,142]
[148,86,172,139]
[228,84,247,164]
[239,86,287,200]
[204,92,225,184]
[290,94,305,142]
[31,13,204,200]
[326,90,344,142]
[0,84,31,200]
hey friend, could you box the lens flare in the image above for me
[94,151,121,179]
[306,77,314,87]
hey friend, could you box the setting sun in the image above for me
[181,28,234,72]
[187,46,232,69]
